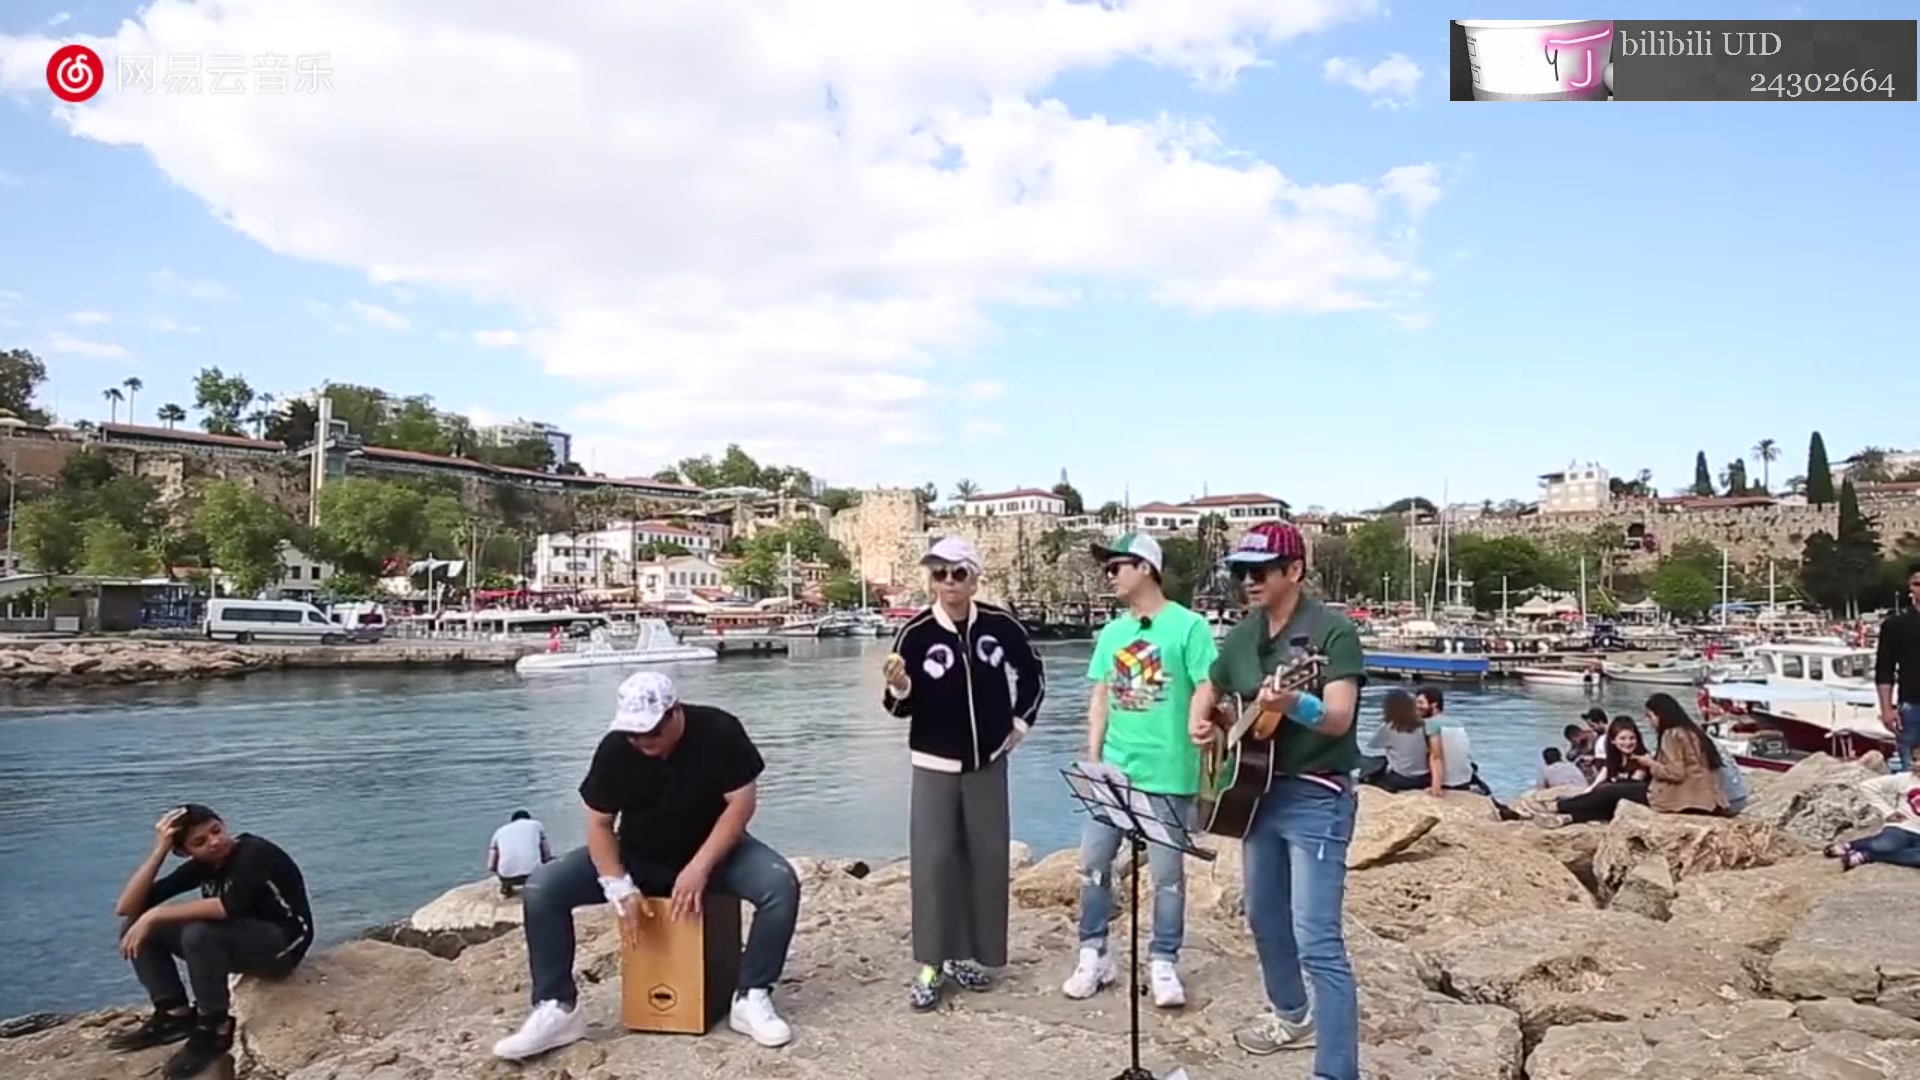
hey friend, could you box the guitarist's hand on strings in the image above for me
[1255,675,1299,719]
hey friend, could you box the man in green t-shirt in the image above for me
[1188,522,1365,1080]
[1062,532,1217,1010]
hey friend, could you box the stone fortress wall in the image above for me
[830,489,1107,607]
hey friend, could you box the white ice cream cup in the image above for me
[1459,20,1614,101]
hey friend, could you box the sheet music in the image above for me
[1068,761,1181,846]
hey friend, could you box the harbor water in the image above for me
[0,637,1662,1019]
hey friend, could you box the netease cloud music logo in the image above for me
[46,44,104,103]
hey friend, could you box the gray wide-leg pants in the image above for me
[909,754,1011,967]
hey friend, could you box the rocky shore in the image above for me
[0,638,535,689]
[5,754,1916,1079]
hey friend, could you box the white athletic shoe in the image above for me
[492,1000,587,1060]
[1061,946,1118,1000]
[729,988,793,1048]
[1149,960,1186,1008]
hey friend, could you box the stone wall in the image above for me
[1408,495,1920,572]
[829,489,927,589]
[888,514,1105,608]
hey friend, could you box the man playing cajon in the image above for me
[493,672,801,1061]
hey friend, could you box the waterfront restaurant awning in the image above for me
[1513,596,1565,617]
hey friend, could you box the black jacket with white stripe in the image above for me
[882,601,1045,773]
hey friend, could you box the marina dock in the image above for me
[681,632,791,657]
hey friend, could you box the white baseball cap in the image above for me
[1091,531,1164,573]
[920,536,983,572]
[610,671,679,734]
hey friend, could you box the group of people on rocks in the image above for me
[103,521,1377,1080]
[1358,684,1491,797]
[1525,697,1747,826]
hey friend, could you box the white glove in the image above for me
[599,874,639,917]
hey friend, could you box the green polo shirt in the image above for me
[1208,598,1368,776]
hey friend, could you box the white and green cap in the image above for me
[1091,531,1163,573]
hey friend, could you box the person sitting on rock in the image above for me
[1361,689,1430,792]
[1535,747,1588,791]
[489,809,552,898]
[1828,769,1920,870]
[106,804,314,1080]
[1638,693,1730,818]
[1413,686,1491,797]
[492,671,800,1062]
[1562,724,1598,780]
[1531,718,1653,827]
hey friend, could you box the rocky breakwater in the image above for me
[0,639,533,689]
[6,753,1919,1079]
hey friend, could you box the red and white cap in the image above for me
[1223,522,1307,564]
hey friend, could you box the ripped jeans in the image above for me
[1076,795,1195,963]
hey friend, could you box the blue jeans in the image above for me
[1850,826,1920,867]
[1076,795,1195,963]
[1896,703,1920,772]
[1243,775,1360,1080]
[521,836,801,1008]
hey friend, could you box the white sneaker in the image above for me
[492,1000,587,1060]
[729,988,793,1048]
[1061,946,1118,1000]
[1149,960,1186,1008]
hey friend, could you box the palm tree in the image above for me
[952,478,980,502]
[122,376,144,421]
[1751,438,1779,491]
[156,403,187,428]
[102,386,125,422]
[243,409,272,437]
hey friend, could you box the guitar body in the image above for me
[1197,653,1325,841]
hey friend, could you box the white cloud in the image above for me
[962,419,1006,439]
[1391,311,1431,330]
[1321,53,1421,107]
[471,328,521,349]
[0,0,1443,478]
[47,13,71,28]
[44,331,130,358]
[962,379,1005,401]
[66,310,111,325]
[149,315,202,332]
[347,299,411,330]
[148,267,234,300]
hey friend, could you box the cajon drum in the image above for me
[619,893,742,1034]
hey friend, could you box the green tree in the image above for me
[1798,479,1881,614]
[1691,451,1714,497]
[1096,500,1124,525]
[1451,535,1570,610]
[1806,431,1836,505]
[1051,481,1085,516]
[262,399,319,446]
[156,402,188,429]
[817,487,861,515]
[1311,533,1360,600]
[726,548,780,596]
[0,348,52,425]
[1751,437,1779,491]
[1850,447,1893,484]
[313,478,428,577]
[1347,517,1409,599]
[951,478,981,501]
[1158,536,1205,606]
[821,570,864,607]
[11,497,82,573]
[384,396,452,454]
[192,479,293,595]
[1650,562,1716,617]
[191,367,256,436]
[1378,496,1435,516]
[78,519,156,577]
[1721,458,1748,496]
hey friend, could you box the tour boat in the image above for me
[1600,658,1704,686]
[1512,664,1600,688]
[1697,641,1891,762]
[514,619,718,674]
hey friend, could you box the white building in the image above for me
[530,520,721,591]
[1133,502,1201,532]
[1180,492,1289,522]
[477,418,573,467]
[1538,462,1610,514]
[635,556,729,604]
[963,487,1066,517]
[633,520,713,554]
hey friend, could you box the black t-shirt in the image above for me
[579,704,765,870]
[150,834,315,963]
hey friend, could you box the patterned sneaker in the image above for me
[908,965,945,1011]
[1234,1011,1315,1056]
[942,959,992,992]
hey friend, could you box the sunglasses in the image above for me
[1230,561,1285,584]
[1103,559,1142,577]
[929,565,972,583]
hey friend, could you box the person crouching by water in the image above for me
[490,809,552,898]
[1360,689,1430,792]
[883,536,1046,1012]
[493,671,800,1061]
[107,804,313,1080]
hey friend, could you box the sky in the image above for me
[0,1,1913,513]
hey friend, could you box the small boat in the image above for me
[1600,659,1704,686]
[515,619,718,674]
[1512,665,1600,688]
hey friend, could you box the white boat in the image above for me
[1700,676,1887,768]
[1601,659,1704,686]
[515,619,717,674]
[1512,665,1600,687]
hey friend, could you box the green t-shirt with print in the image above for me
[1086,602,1219,796]
[1207,598,1368,776]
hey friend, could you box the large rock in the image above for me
[1347,820,1595,950]
[1668,854,1851,951]
[1429,909,1756,1038]
[1743,754,1889,846]
[1590,800,1804,914]
[1526,999,1920,1078]
[1768,871,1920,1017]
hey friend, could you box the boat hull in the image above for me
[1601,663,1701,687]
[515,646,719,674]
[1512,666,1599,687]
[1364,650,1490,682]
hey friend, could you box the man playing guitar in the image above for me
[1187,522,1367,1080]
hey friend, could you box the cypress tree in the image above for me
[1837,479,1869,542]
[1691,451,1714,496]
[1806,432,1836,505]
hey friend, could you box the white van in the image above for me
[326,601,388,642]
[205,598,345,644]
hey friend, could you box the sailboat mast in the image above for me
[1578,557,1588,621]
[1719,547,1730,628]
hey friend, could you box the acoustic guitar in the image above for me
[1197,653,1326,840]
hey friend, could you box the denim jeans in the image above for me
[1896,703,1920,772]
[123,917,297,1017]
[1850,826,1920,867]
[1076,794,1195,963]
[1242,775,1360,1080]
[521,835,801,1009]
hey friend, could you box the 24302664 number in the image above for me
[1751,69,1897,98]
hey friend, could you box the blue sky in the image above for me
[1,0,1913,512]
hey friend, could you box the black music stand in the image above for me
[1061,765,1215,1080]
